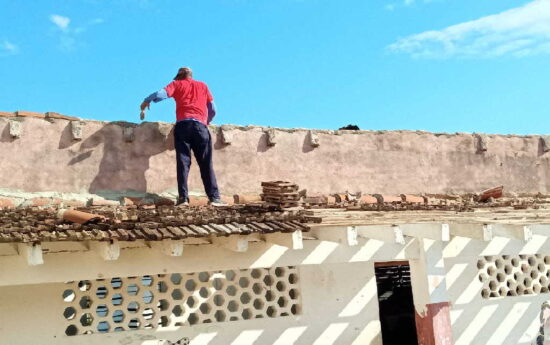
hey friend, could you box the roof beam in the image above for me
[489,224,532,241]
[449,224,491,241]
[400,224,450,242]
[309,226,358,246]
[356,225,406,244]
[211,235,249,252]
[149,239,184,256]
[89,240,120,261]
[263,230,303,250]
[18,243,43,266]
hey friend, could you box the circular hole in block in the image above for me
[171,273,182,285]
[251,269,262,279]
[241,309,252,320]
[288,273,298,284]
[225,270,236,281]
[64,306,77,320]
[63,289,76,302]
[141,276,153,287]
[97,321,110,333]
[228,300,238,312]
[214,310,226,322]
[127,284,139,296]
[275,267,285,277]
[111,293,123,306]
[188,313,199,325]
[80,313,94,327]
[112,310,124,323]
[239,277,250,288]
[266,306,276,317]
[213,295,225,307]
[253,299,264,310]
[198,272,210,283]
[199,303,211,314]
[263,276,274,286]
[172,305,183,317]
[128,318,141,330]
[185,280,196,292]
[157,281,168,293]
[65,325,78,336]
[96,304,109,317]
[79,296,93,309]
[186,296,197,308]
[110,277,122,289]
[199,287,210,298]
[226,285,237,297]
[171,289,184,300]
[252,283,262,295]
[142,308,155,320]
[143,290,154,304]
[240,292,251,304]
[157,299,169,311]
[127,301,139,313]
[96,286,108,299]
[78,280,91,292]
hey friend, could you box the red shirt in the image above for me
[164,78,213,125]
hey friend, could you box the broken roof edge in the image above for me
[1,110,547,138]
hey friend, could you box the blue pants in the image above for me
[174,120,220,200]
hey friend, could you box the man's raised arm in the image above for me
[140,89,169,119]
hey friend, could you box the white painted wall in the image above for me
[4,223,550,345]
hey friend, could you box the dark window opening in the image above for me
[375,262,418,345]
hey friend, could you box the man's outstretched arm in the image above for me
[140,89,169,119]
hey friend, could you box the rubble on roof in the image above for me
[0,204,314,243]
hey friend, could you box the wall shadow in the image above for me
[74,122,175,196]
[0,120,18,143]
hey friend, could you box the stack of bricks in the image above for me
[261,181,301,208]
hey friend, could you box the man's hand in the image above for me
[140,101,150,120]
[140,101,150,111]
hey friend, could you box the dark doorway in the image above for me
[375,261,418,345]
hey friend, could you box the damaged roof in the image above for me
[0,204,314,243]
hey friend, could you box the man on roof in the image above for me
[140,67,225,206]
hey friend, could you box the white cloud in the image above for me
[50,14,71,31]
[388,0,550,58]
[386,0,433,11]
[48,15,104,52]
[1,40,19,56]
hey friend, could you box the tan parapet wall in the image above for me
[1,113,550,195]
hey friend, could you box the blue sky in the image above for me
[1,0,549,134]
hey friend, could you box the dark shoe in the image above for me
[176,197,189,206]
[209,198,227,207]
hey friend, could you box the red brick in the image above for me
[359,195,378,204]
[401,194,425,203]
[121,197,144,206]
[91,199,120,206]
[16,110,46,118]
[29,197,62,207]
[0,111,15,118]
[0,198,15,209]
[372,194,402,203]
[333,194,347,203]
[479,186,504,202]
[45,112,79,121]
[233,194,262,204]
[220,196,234,205]
[61,199,86,208]
[189,196,209,206]
[326,195,336,205]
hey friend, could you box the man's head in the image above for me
[174,67,193,80]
